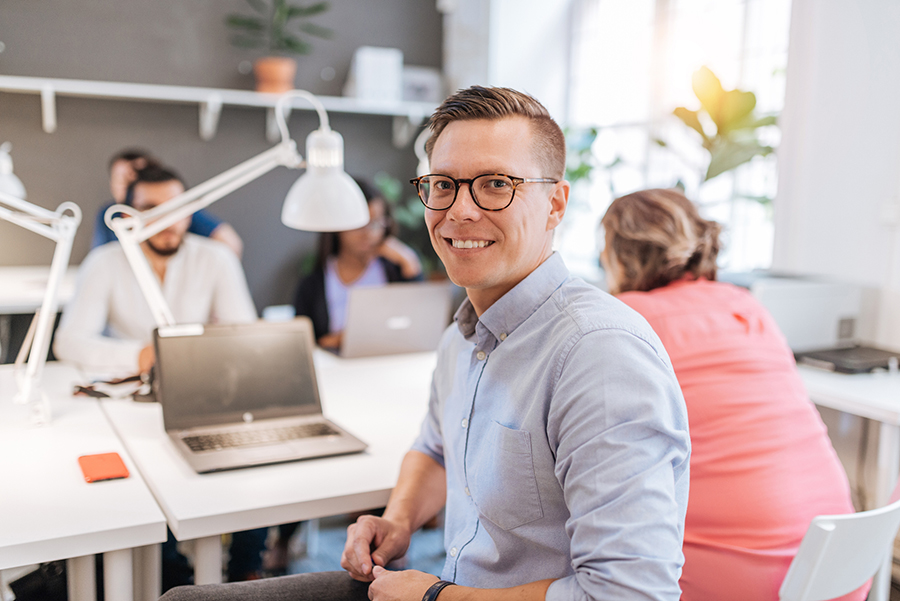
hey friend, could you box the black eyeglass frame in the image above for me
[409,173,559,212]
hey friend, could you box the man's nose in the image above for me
[446,182,481,221]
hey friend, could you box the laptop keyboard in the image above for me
[182,422,340,453]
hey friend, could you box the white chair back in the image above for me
[779,496,900,601]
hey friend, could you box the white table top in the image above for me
[0,363,166,570]
[100,351,436,541]
[799,365,900,425]
[0,265,78,314]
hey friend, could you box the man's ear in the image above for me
[546,180,570,232]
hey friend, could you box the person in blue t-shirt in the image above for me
[92,149,244,257]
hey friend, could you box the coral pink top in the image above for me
[618,278,863,601]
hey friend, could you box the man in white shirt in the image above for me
[55,164,266,588]
[55,164,257,376]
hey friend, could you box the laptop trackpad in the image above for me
[242,445,284,461]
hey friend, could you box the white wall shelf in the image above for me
[0,75,434,147]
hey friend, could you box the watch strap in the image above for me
[422,580,456,601]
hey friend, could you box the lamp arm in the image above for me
[0,192,82,424]
[103,131,304,329]
[275,90,330,143]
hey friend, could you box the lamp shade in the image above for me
[0,143,26,199]
[281,128,369,232]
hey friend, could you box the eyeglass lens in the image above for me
[417,175,517,210]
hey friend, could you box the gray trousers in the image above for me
[158,571,370,601]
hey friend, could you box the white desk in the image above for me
[0,266,77,314]
[0,266,78,363]
[101,351,435,584]
[799,366,900,601]
[0,363,167,601]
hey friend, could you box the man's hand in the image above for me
[341,515,413,582]
[378,237,422,280]
[138,345,155,375]
[368,567,438,601]
[318,332,343,351]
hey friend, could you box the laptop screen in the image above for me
[155,319,322,430]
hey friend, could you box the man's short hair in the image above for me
[107,148,157,172]
[125,164,187,206]
[425,86,567,180]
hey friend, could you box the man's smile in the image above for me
[449,238,495,249]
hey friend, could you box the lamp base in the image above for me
[254,57,298,94]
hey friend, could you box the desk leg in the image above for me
[66,555,96,601]
[193,536,222,585]
[870,422,900,601]
[132,544,161,601]
[104,548,134,601]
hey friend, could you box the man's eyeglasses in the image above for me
[410,174,558,212]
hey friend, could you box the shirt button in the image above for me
[464,486,470,496]
[476,351,486,360]
[499,333,507,341]
[450,547,458,557]
[461,418,468,428]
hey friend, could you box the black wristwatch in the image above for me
[422,580,456,601]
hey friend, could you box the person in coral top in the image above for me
[600,188,866,601]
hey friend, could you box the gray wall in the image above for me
[0,0,442,311]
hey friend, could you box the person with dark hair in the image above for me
[56,163,256,375]
[56,164,268,588]
[161,87,689,601]
[600,188,863,601]
[293,176,423,350]
[92,148,244,257]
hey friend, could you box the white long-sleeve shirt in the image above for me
[54,235,257,375]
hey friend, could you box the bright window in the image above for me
[559,0,792,282]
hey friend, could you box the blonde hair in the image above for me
[425,86,566,179]
[600,188,721,294]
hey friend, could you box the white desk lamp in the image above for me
[105,90,370,328]
[0,155,82,424]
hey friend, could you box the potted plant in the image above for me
[226,0,333,93]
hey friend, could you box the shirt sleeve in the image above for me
[53,250,144,374]
[545,328,691,601]
[208,245,257,323]
[188,209,223,237]
[410,352,446,468]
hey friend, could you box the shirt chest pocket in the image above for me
[468,421,544,530]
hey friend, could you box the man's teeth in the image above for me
[451,239,493,249]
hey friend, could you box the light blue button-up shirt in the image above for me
[411,253,690,600]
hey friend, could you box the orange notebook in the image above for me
[78,452,130,483]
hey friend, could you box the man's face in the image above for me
[132,180,190,257]
[425,117,568,312]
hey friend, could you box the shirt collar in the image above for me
[454,252,570,343]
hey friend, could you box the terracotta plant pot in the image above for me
[253,57,297,94]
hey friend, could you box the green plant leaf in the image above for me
[287,2,330,18]
[705,140,773,180]
[673,107,708,142]
[278,35,312,54]
[297,21,333,39]
[691,67,725,129]
[225,15,266,31]
[729,114,777,131]
[734,194,773,206]
[717,89,757,134]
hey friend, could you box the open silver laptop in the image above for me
[153,317,367,473]
[341,281,454,358]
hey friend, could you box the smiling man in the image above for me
[160,87,690,601]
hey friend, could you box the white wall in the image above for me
[773,0,900,346]
[442,0,572,121]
